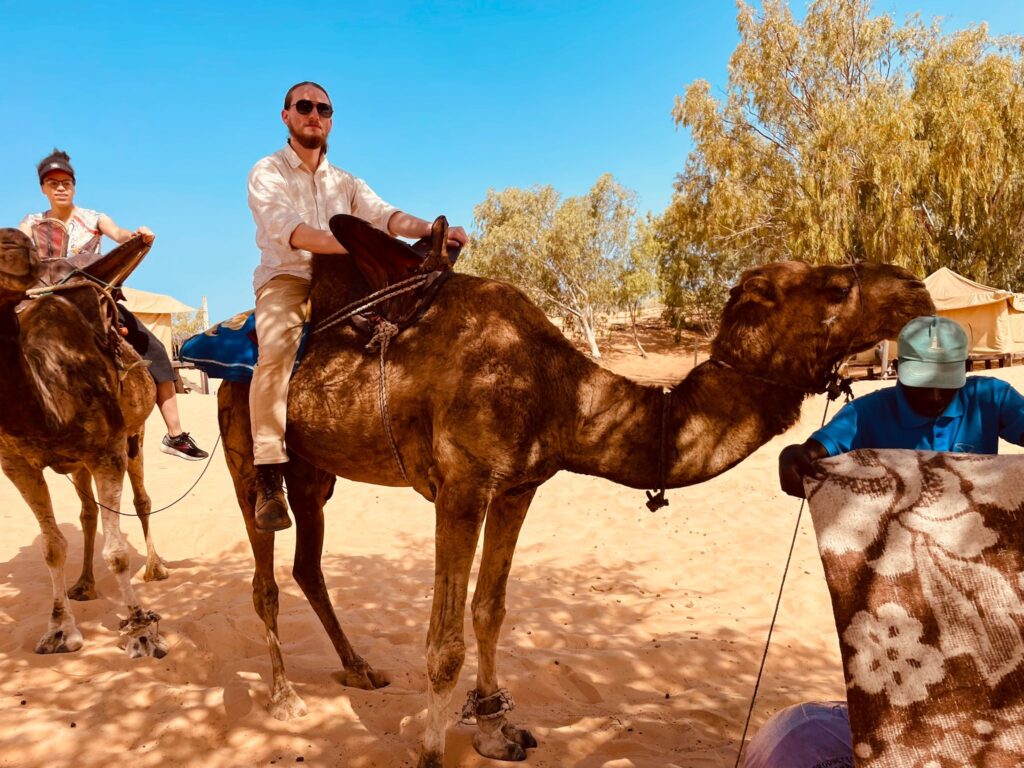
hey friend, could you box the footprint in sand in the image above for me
[559,664,603,703]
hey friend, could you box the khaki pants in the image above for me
[250,275,310,465]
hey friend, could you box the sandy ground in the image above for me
[3,333,1022,768]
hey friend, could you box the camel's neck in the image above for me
[563,360,807,490]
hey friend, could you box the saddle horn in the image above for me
[421,216,451,273]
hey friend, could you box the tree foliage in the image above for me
[660,0,1024,330]
[463,174,642,357]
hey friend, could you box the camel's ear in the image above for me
[740,275,778,307]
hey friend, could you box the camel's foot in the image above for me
[340,663,390,691]
[118,609,169,659]
[502,723,538,750]
[415,750,443,768]
[143,557,170,582]
[473,729,528,761]
[267,682,308,721]
[34,626,84,654]
[67,578,99,601]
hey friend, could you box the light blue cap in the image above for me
[897,316,968,389]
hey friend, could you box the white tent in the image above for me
[120,286,196,357]
[923,268,1015,355]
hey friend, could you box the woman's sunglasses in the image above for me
[293,99,334,118]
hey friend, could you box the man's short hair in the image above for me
[283,81,330,109]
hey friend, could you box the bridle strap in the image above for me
[645,390,671,512]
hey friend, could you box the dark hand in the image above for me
[778,441,826,498]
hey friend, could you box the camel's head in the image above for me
[712,261,934,392]
[0,229,41,300]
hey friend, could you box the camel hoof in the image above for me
[143,559,170,582]
[67,580,99,601]
[473,730,528,761]
[35,627,84,654]
[502,723,538,750]
[415,750,443,768]
[268,684,308,721]
[118,609,168,659]
[340,665,390,690]
[122,629,169,659]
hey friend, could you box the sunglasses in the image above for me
[292,99,334,118]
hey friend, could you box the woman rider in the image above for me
[18,149,208,461]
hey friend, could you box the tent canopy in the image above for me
[120,286,196,358]
[120,286,195,315]
[923,268,1014,354]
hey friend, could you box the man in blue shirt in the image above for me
[779,315,1024,498]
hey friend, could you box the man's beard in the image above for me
[289,127,326,151]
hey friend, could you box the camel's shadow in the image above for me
[0,513,842,768]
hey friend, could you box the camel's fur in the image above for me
[0,228,167,657]
[218,227,934,766]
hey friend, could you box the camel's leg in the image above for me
[417,482,488,768]
[287,457,388,690]
[246,501,308,720]
[469,489,538,760]
[67,467,100,601]
[0,457,83,653]
[126,427,169,582]
[219,383,307,720]
[90,458,168,659]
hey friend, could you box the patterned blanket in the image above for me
[805,450,1024,767]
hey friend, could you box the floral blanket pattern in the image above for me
[805,449,1024,767]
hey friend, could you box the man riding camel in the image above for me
[247,80,468,532]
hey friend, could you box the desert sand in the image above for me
[3,331,1021,768]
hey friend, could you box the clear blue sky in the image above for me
[1,1,1021,320]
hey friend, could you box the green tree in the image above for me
[464,174,637,357]
[172,309,207,357]
[661,0,1024,328]
[616,214,661,355]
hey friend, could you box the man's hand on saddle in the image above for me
[778,439,829,499]
[446,225,468,248]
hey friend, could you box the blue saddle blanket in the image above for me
[178,310,308,382]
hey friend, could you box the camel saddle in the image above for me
[179,215,460,382]
[20,219,152,369]
[312,213,461,337]
[27,218,150,290]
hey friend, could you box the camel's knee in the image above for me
[472,597,506,635]
[252,576,280,619]
[78,503,98,524]
[40,532,68,567]
[426,638,466,691]
[291,556,324,593]
[103,549,130,576]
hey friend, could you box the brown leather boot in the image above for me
[255,464,291,532]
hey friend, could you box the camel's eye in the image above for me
[826,283,852,303]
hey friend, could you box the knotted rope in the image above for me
[459,688,516,725]
[367,320,408,482]
[310,274,429,336]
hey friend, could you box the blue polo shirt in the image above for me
[811,376,1024,456]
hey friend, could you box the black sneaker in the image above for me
[160,432,209,461]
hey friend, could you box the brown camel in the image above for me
[217,220,933,767]
[0,228,167,658]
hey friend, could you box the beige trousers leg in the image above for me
[250,275,310,465]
